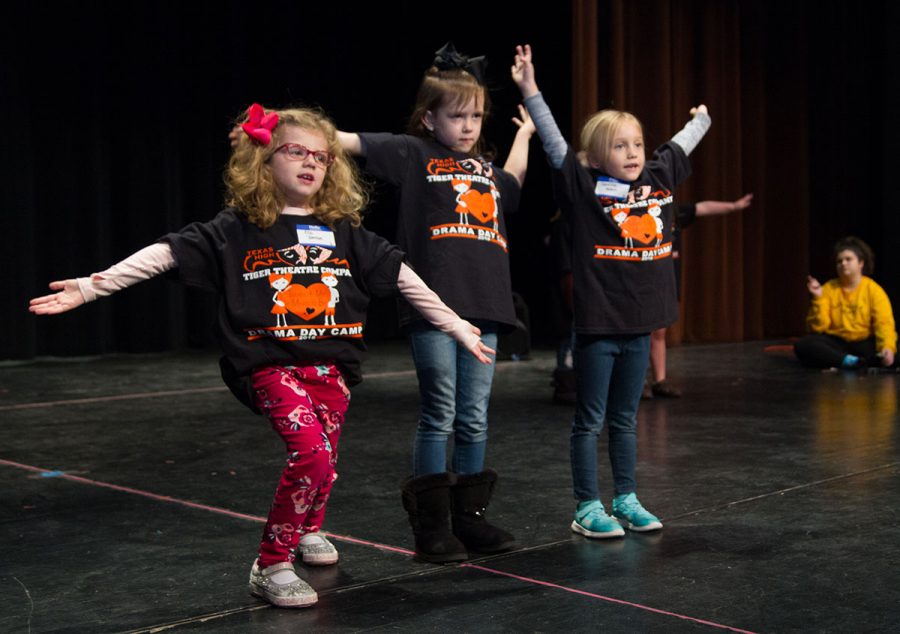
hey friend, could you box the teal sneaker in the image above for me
[612,492,663,532]
[571,500,625,538]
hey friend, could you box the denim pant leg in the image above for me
[570,334,650,502]
[409,325,458,475]
[605,335,650,495]
[452,331,497,474]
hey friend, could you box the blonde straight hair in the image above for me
[579,110,643,171]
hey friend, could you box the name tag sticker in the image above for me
[594,176,631,201]
[296,224,336,248]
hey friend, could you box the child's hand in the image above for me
[806,275,823,298]
[471,338,496,365]
[689,104,709,117]
[511,104,535,137]
[29,280,85,315]
[880,348,895,367]
[470,332,496,364]
[511,44,539,97]
[733,192,753,211]
[459,322,496,364]
[228,124,242,148]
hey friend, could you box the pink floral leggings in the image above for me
[251,364,350,568]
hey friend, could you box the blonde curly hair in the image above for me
[225,106,367,229]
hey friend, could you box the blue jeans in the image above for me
[570,333,650,501]
[408,322,498,476]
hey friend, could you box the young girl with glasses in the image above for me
[335,42,535,563]
[511,44,710,539]
[30,104,493,608]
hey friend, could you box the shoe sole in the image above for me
[570,520,625,539]
[302,553,339,566]
[249,585,318,608]
[615,518,663,532]
[465,540,516,554]
[414,551,468,563]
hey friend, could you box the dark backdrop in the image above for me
[2,1,898,360]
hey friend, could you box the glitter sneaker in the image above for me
[611,492,663,532]
[249,560,317,608]
[298,532,339,566]
[570,500,625,538]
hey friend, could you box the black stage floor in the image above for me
[1,341,898,633]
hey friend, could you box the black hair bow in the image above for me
[432,42,488,85]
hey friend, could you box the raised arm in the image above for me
[695,193,753,217]
[511,44,568,169]
[502,104,535,186]
[671,105,711,156]
[337,131,364,157]
[511,44,539,98]
[28,243,175,315]
[397,263,495,364]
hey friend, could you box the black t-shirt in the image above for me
[358,133,521,328]
[549,212,573,277]
[671,202,697,299]
[673,202,697,252]
[163,208,404,392]
[552,141,691,334]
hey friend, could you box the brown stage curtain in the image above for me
[571,0,811,344]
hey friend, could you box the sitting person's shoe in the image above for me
[612,492,663,532]
[571,500,625,538]
[249,560,318,608]
[651,380,681,398]
[298,532,338,566]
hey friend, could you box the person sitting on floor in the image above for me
[794,236,896,370]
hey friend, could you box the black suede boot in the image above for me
[401,472,468,563]
[451,469,516,553]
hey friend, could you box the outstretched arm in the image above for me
[28,243,175,315]
[397,263,495,364]
[28,279,86,315]
[671,105,711,156]
[230,124,366,157]
[695,193,753,217]
[337,131,364,157]
[502,104,535,186]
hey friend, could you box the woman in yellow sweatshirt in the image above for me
[794,236,897,369]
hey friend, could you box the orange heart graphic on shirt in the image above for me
[280,283,331,321]
[460,190,496,224]
[619,214,658,245]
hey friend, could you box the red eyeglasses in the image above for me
[273,143,335,167]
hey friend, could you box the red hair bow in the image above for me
[241,103,279,145]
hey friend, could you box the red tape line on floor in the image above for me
[0,457,755,633]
